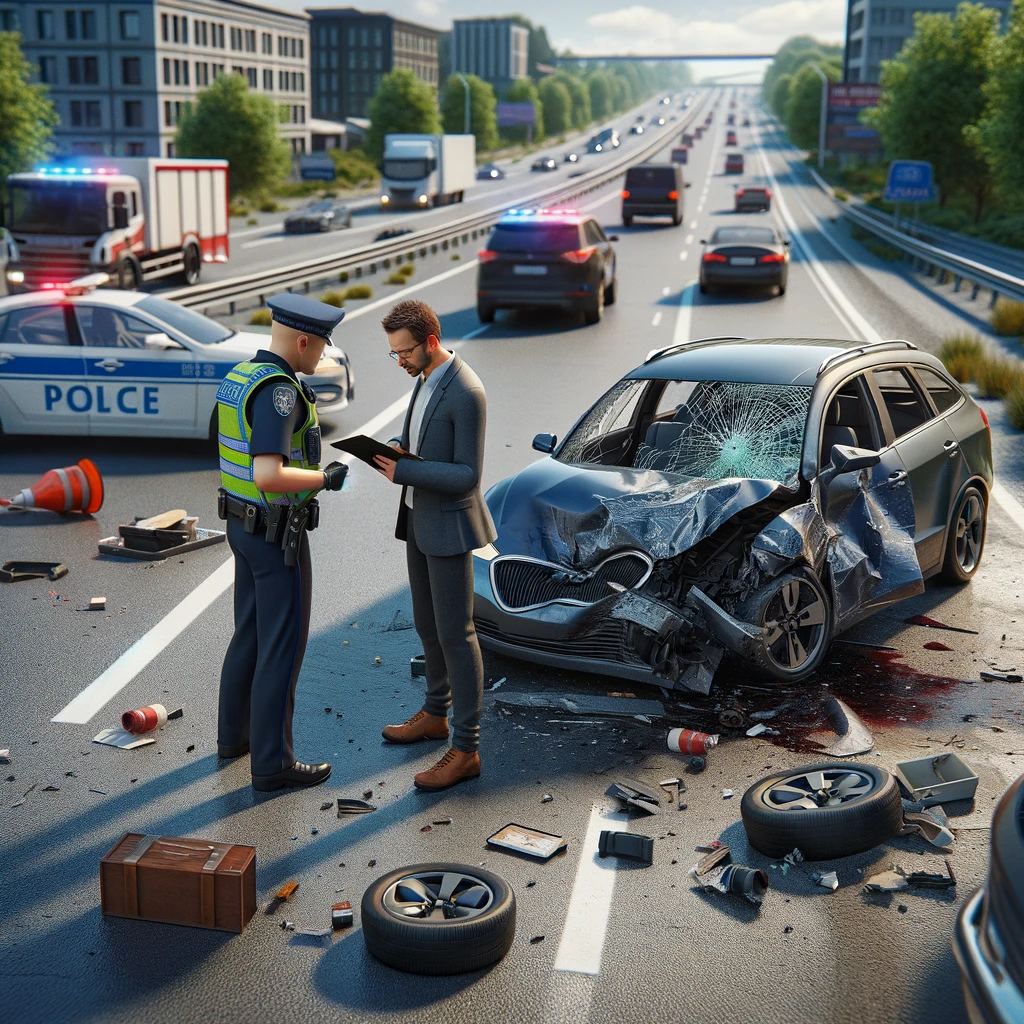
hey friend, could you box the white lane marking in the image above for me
[662,286,671,296]
[651,311,663,327]
[679,250,688,261]
[339,259,479,321]
[580,189,621,213]
[685,233,694,245]
[755,128,1024,528]
[241,234,290,250]
[460,323,492,341]
[673,279,698,347]
[553,805,630,975]
[689,219,698,230]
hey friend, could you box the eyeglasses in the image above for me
[388,340,425,362]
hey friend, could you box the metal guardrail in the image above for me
[163,94,714,316]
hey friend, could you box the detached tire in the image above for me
[361,863,516,975]
[741,761,904,860]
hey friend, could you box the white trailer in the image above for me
[379,134,476,210]
[5,157,229,292]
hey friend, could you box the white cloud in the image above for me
[414,0,444,20]
[579,1,844,56]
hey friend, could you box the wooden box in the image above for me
[100,833,256,933]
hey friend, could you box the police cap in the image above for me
[267,293,345,346]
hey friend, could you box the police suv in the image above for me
[0,276,354,439]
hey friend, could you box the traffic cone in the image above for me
[0,458,104,514]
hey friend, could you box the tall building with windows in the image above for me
[0,0,311,158]
[843,0,1010,83]
[451,17,528,94]
[308,8,440,121]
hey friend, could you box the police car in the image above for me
[0,276,354,439]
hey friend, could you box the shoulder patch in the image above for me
[272,385,296,416]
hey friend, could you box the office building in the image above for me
[451,17,528,94]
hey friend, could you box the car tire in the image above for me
[115,256,141,290]
[361,863,516,975]
[672,213,682,226]
[735,567,832,683]
[777,282,787,296]
[476,301,495,324]
[181,243,201,286]
[939,484,987,584]
[741,761,905,860]
[605,276,617,305]
[583,283,604,325]
[699,282,709,295]
[623,215,633,228]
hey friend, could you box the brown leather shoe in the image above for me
[382,709,449,744]
[414,748,481,791]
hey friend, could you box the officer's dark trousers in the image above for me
[218,516,312,780]
[406,508,482,754]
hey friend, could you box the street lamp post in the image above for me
[455,72,470,135]
[809,63,829,171]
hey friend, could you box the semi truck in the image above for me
[4,157,229,293]
[379,134,475,210]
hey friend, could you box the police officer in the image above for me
[216,293,348,792]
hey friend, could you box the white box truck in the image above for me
[379,134,475,210]
[4,157,229,292]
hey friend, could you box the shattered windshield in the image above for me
[559,379,812,486]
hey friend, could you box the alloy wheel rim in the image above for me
[954,494,983,572]
[382,870,494,922]
[762,767,876,811]
[761,578,827,672]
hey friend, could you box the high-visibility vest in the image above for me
[216,361,320,508]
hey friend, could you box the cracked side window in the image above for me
[557,380,648,465]
[633,380,812,485]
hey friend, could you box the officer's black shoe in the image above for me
[252,760,332,792]
[218,741,250,759]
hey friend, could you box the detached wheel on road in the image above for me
[939,484,987,584]
[741,762,904,860]
[362,863,516,975]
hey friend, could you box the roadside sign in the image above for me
[826,83,882,156]
[497,102,535,127]
[884,160,936,203]
[299,154,335,181]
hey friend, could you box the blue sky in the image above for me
[294,1,847,83]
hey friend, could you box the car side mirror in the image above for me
[829,444,881,477]
[608,234,619,242]
[144,332,184,351]
[112,206,129,230]
[784,240,792,246]
[532,432,557,454]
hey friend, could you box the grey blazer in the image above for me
[392,353,497,557]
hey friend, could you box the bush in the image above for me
[450,253,461,260]
[320,290,346,307]
[398,263,415,277]
[833,188,849,202]
[1006,381,1024,430]
[247,217,258,226]
[385,272,406,285]
[338,270,349,283]
[343,284,372,300]
[938,333,986,383]
[990,299,1024,338]
[258,198,281,213]
[249,308,272,326]
[229,200,250,217]
[975,356,1024,399]
[328,147,379,188]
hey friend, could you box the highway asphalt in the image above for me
[2,88,1023,1024]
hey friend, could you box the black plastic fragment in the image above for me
[1,561,68,583]
[598,830,654,865]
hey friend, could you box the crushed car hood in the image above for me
[488,458,796,565]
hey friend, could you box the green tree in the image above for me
[538,77,572,136]
[587,71,614,121]
[784,60,840,150]
[553,72,591,130]
[974,0,1024,201]
[0,33,57,209]
[176,74,290,197]
[771,74,793,119]
[503,77,543,141]
[864,3,999,220]
[366,68,441,164]
[441,73,498,150]
[763,35,841,104]
[608,71,629,112]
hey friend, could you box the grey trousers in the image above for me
[406,508,483,753]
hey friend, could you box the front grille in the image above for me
[491,552,651,612]
[18,249,92,286]
[476,617,644,666]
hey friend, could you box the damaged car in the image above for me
[473,337,993,693]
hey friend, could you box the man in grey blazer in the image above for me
[372,299,497,791]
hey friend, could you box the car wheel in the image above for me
[939,484,987,584]
[736,568,832,682]
[115,256,140,290]
[699,282,709,295]
[672,213,682,226]
[361,863,516,975]
[181,243,201,286]
[605,276,617,305]
[476,300,495,324]
[583,282,604,325]
[741,762,904,860]
[777,280,787,296]
[623,215,633,228]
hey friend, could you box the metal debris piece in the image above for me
[541,793,553,803]
[722,789,734,799]
[279,920,296,931]
[980,670,1023,683]
[294,926,332,941]
[410,654,426,677]
[420,825,432,833]
[368,860,377,868]
[530,935,545,944]
[895,751,978,806]
[488,677,506,691]
[598,830,654,865]
[864,866,910,893]
[821,696,874,757]
[331,902,353,930]
[337,798,376,816]
[606,778,662,815]
[275,881,299,901]
[0,749,9,763]
[907,859,956,889]
[167,708,183,721]
[89,788,106,795]
[902,806,955,849]
[88,596,106,611]
[11,783,36,808]
[92,727,156,750]
[311,827,319,835]
[813,871,839,891]
[320,801,334,811]
[746,723,768,737]
[0,561,68,583]
[373,656,382,666]
[185,744,195,753]
[42,784,60,792]
[432,817,452,826]
[362,789,373,799]
[690,845,768,906]
[494,692,665,720]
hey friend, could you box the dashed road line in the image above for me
[651,311,663,327]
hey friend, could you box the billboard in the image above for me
[826,83,882,156]
[497,102,535,127]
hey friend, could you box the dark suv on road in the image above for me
[622,163,687,227]
[476,209,618,326]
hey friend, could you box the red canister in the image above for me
[121,703,168,734]
[667,727,719,755]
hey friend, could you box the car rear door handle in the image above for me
[943,439,960,456]
[0,352,14,364]
[888,470,908,487]
[94,358,124,372]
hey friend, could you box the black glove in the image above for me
[322,461,348,492]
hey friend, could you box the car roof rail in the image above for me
[644,336,747,363]
[817,339,918,375]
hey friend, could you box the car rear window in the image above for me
[625,166,677,187]
[710,227,777,244]
[489,223,581,252]
[743,188,768,197]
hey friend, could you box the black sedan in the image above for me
[630,124,645,135]
[477,163,506,180]
[283,199,352,233]
[563,151,581,164]
[954,771,1024,1024]
[699,225,790,296]
[472,337,992,692]
[531,156,557,172]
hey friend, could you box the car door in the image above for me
[913,364,977,496]
[74,303,198,437]
[868,365,960,573]
[584,220,614,288]
[0,302,88,434]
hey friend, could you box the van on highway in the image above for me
[621,163,688,227]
